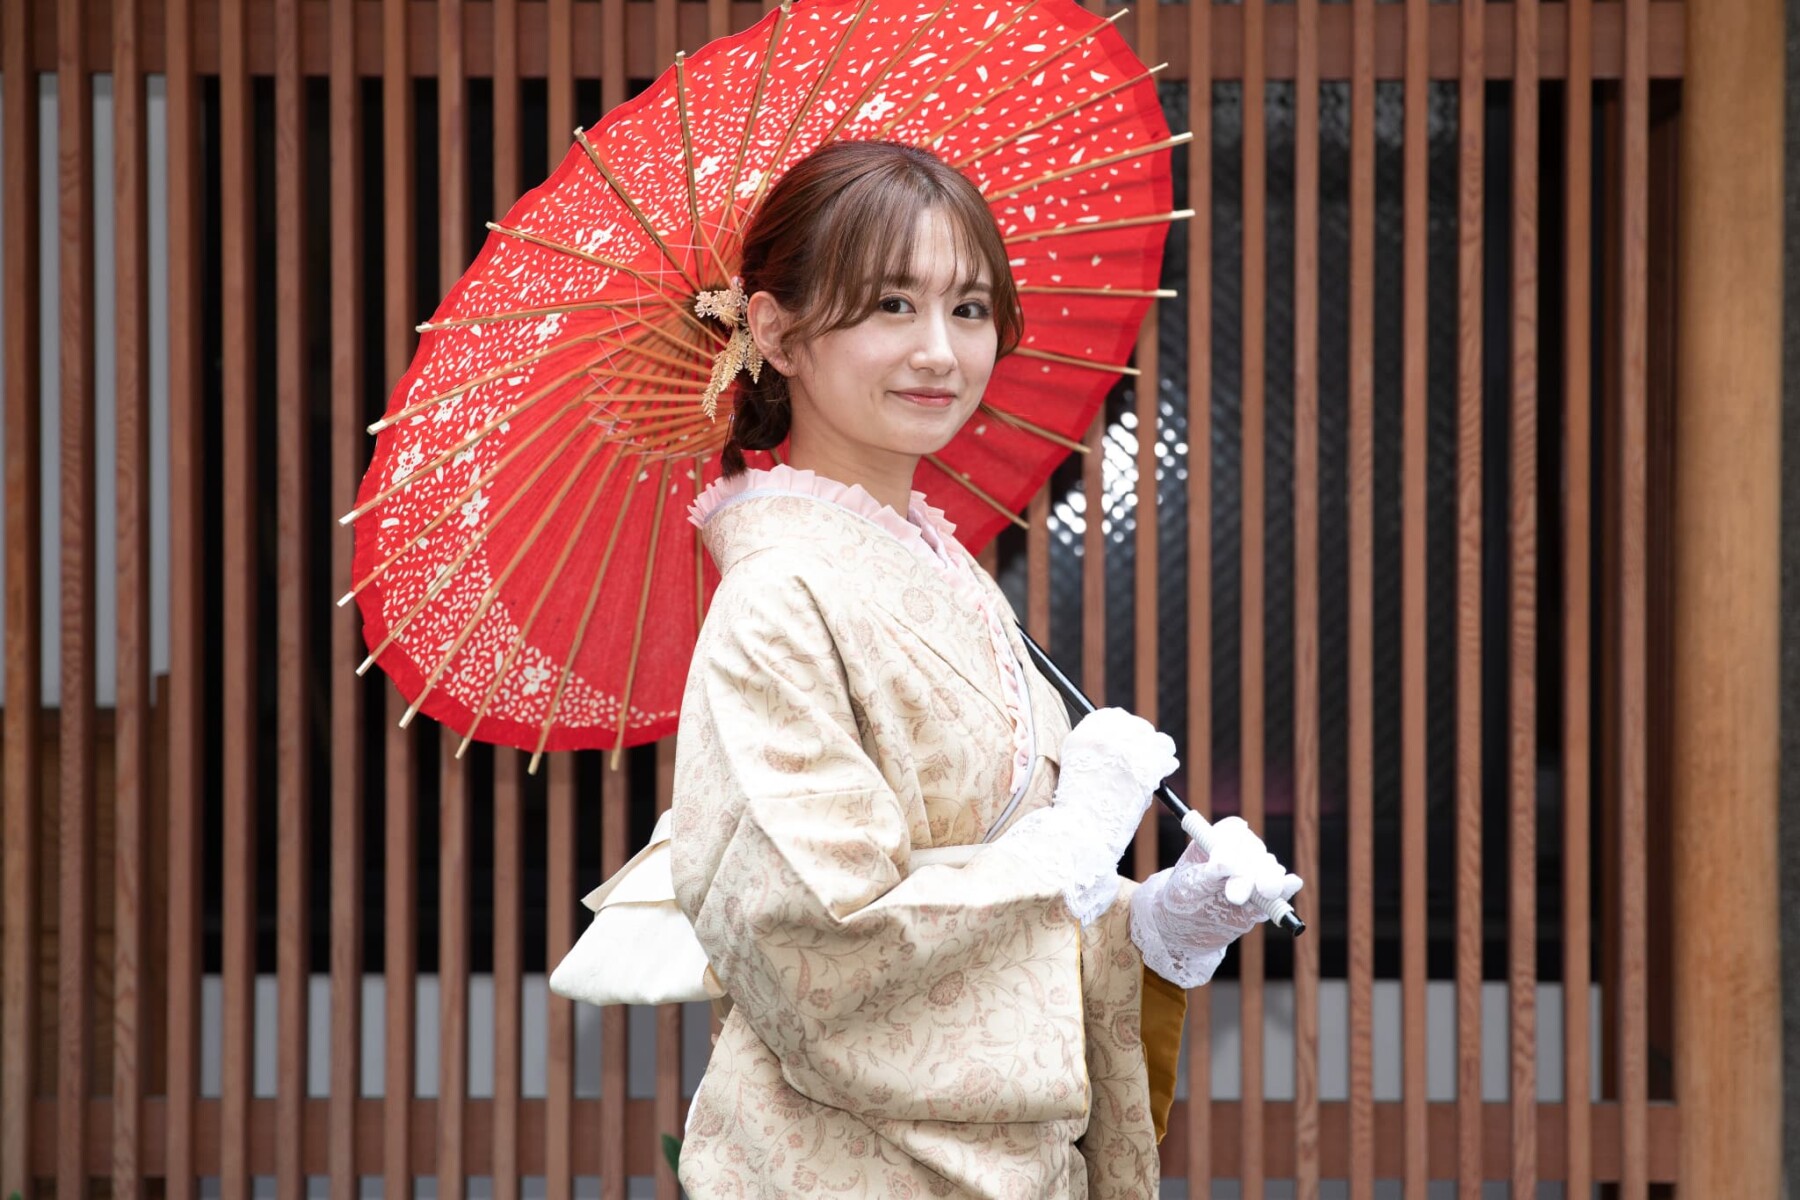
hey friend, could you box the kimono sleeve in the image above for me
[669,566,1090,1127]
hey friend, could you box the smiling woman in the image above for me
[665,139,1294,1199]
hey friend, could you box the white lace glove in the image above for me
[1128,815,1304,988]
[998,707,1178,926]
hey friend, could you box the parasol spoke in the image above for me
[873,0,1044,141]
[346,364,593,523]
[1013,345,1140,375]
[721,2,793,250]
[1017,284,1177,299]
[484,221,719,342]
[399,437,623,729]
[674,52,734,286]
[607,458,676,767]
[921,9,1129,151]
[950,63,1166,170]
[418,299,724,361]
[340,398,592,606]
[740,0,881,228]
[923,453,1030,530]
[977,401,1091,453]
[1004,207,1195,244]
[457,447,629,755]
[355,411,607,675]
[527,452,650,772]
[987,132,1194,202]
[811,0,957,147]
[574,129,703,294]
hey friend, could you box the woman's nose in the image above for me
[910,312,956,371]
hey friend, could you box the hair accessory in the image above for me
[695,276,764,420]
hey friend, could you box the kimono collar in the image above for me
[687,463,960,575]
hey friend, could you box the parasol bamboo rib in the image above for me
[951,63,1166,170]
[673,53,733,286]
[398,437,621,727]
[455,451,629,755]
[978,401,1090,453]
[810,0,958,147]
[345,364,593,522]
[873,0,1044,141]
[987,133,1193,202]
[608,458,675,768]
[1013,345,1139,374]
[574,130,702,294]
[355,413,603,675]
[339,398,590,606]
[527,460,647,773]
[740,0,881,225]
[924,453,1030,529]
[1017,284,1176,298]
[923,8,1129,151]
[720,2,793,250]
[1005,208,1193,243]
[365,321,712,437]
[483,221,720,342]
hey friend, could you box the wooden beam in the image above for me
[1669,0,1785,1189]
[27,0,1687,79]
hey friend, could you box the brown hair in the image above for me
[716,139,1023,476]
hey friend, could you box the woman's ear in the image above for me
[745,291,793,375]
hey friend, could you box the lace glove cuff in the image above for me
[1128,816,1305,989]
[998,707,1178,927]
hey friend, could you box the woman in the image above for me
[670,139,1302,1198]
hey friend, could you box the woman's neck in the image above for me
[784,436,919,520]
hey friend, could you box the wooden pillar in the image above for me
[1670,0,1784,1190]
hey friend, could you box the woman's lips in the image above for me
[894,389,956,409]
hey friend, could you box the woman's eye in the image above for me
[878,295,914,314]
[956,301,992,320]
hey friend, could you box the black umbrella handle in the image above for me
[1014,622,1306,938]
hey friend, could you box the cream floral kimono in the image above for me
[670,466,1185,1199]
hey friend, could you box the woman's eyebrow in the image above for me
[885,271,993,295]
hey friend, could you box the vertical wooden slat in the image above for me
[218,0,258,1191]
[1561,0,1594,1192]
[492,749,523,1200]
[56,0,98,1196]
[328,0,366,1193]
[274,0,311,1193]
[1617,0,1648,1191]
[548,0,573,155]
[1183,0,1212,1186]
[601,0,626,145]
[655,740,681,1200]
[599,759,628,1200]
[0,1,42,1195]
[1290,0,1320,1191]
[1237,0,1266,1191]
[112,0,152,1188]
[1507,0,1540,1189]
[490,10,523,1200]
[655,0,677,70]
[383,0,419,1195]
[437,6,470,1200]
[1027,487,1049,644]
[1454,0,1485,1192]
[164,0,204,1187]
[1130,0,1160,890]
[707,0,731,42]
[1399,0,1429,1193]
[1346,0,1375,1190]
[545,754,575,1200]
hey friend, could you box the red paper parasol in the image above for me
[345,0,1186,767]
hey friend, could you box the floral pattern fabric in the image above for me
[670,480,1163,1199]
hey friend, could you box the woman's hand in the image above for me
[1128,816,1304,988]
[999,707,1179,926]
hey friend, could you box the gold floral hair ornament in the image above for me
[694,276,764,420]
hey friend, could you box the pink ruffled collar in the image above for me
[688,464,959,572]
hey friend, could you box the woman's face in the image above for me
[752,208,999,472]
